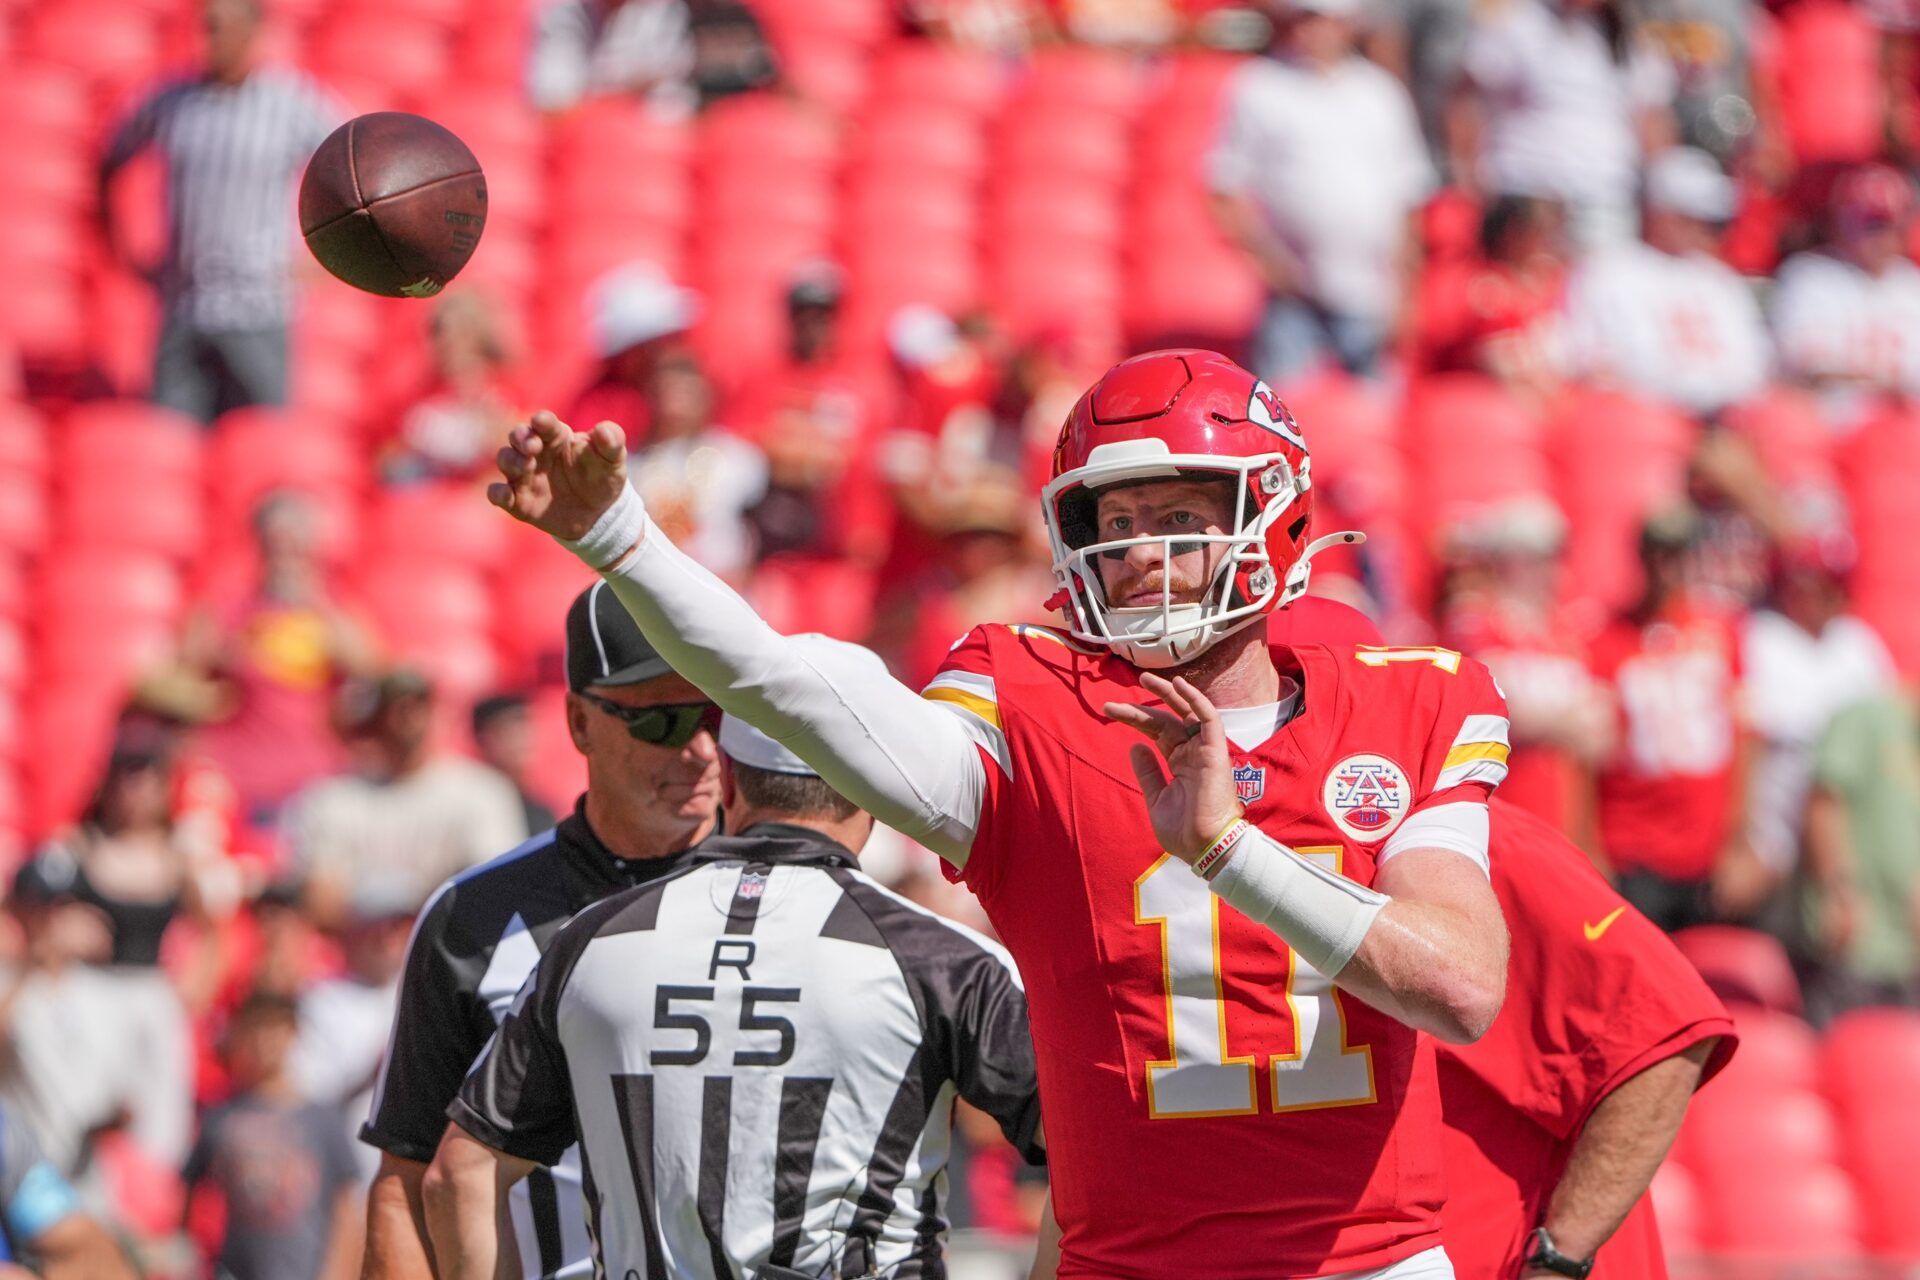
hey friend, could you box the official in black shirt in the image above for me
[360,582,723,1280]
[422,695,1046,1280]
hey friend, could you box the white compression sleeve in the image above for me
[566,485,989,863]
[1207,828,1389,976]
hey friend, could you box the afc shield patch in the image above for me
[1323,753,1411,843]
[1233,762,1266,803]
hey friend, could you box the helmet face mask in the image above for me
[1045,455,1306,668]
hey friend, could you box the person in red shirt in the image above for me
[493,350,1515,1278]
[1587,508,1754,932]
[1439,800,1737,1280]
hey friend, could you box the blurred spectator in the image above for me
[1643,0,1784,170]
[182,993,361,1280]
[1588,509,1754,931]
[1741,532,1895,887]
[96,0,340,423]
[567,262,701,445]
[527,0,696,116]
[375,294,528,487]
[870,468,1054,688]
[997,321,1116,491]
[279,671,526,929]
[1449,0,1676,244]
[469,693,558,835]
[1564,146,1770,416]
[1210,0,1435,381]
[686,0,779,104]
[0,1099,139,1280]
[1769,163,1920,405]
[289,878,414,1181]
[1413,194,1571,396]
[627,347,768,580]
[1803,694,1920,1017]
[898,0,1051,50]
[0,863,150,1180]
[142,491,379,824]
[879,306,1008,587]
[1437,497,1611,840]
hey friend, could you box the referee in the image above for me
[360,583,722,1280]
[422,688,1045,1280]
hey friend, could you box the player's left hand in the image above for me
[1104,673,1245,863]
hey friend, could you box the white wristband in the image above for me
[1208,828,1388,977]
[560,483,647,572]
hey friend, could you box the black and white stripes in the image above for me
[102,69,339,331]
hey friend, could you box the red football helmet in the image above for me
[1041,349,1359,668]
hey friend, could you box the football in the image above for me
[298,111,487,298]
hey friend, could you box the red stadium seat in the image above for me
[551,102,694,169]
[1670,925,1803,1015]
[1705,1006,1821,1096]
[1698,1162,1865,1259]
[1122,249,1263,353]
[22,685,125,835]
[208,407,364,501]
[0,404,52,484]
[1649,1162,1702,1257]
[848,107,987,180]
[1837,1094,1920,1259]
[55,477,205,562]
[1822,1008,1920,1119]
[697,96,840,172]
[58,401,202,480]
[753,0,890,48]
[987,188,1124,255]
[839,179,978,248]
[521,684,586,812]
[0,620,25,695]
[774,38,873,115]
[5,276,90,369]
[555,163,693,230]
[1719,386,1838,498]
[993,108,1132,186]
[364,485,512,571]
[1275,371,1405,520]
[36,548,182,628]
[1551,390,1693,610]
[305,12,451,92]
[1402,376,1551,536]
[692,175,837,244]
[1680,1087,1841,1183]
[867,42,1006,117]
[1775,0,1882,166]
[1014,46,1143,119]
[0,65,95,139]
[491,532,594,682]
[22,6,162,87]
[354,560,491,640]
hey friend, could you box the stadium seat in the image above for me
[1650,1162,1702,1257]
[1775,0,1882,166]
[59,401,202,480]
[1274,371,1404,518]
[305,12,451,93]
[1698,1161,1865,1259]
[839,179,978,248]
[21,5,162,87]
[364,485,512,572]
[848,107,987,180]
[692,174,837,243]
[1703,1006,1820,1096]
[1679,1087,1841,1181]
[867,42,1006,117]
[55,477,205,562]
[1551,390,1693,610]
[0,65,94,139]
[753,0,890,48]
[22,685,125,834]
[1014,46,1142,119]
[987,189,1124,255]
[1670,925,1803,1015]
[550,101,694,170]
[1822,1008,1920,1119]
[522,684,586,812]
[1718,386,1838,499]
[1837,1097,1920,1259]
[0,619,25,695]
[992,110,1132,188]
[697,95,841,173]
[491,534,594,683]
[354,560,492,640]
[1402,376,1551,535]
[208,407,365,502]
[37,547,182,626]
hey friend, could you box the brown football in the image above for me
[298,112,487,298]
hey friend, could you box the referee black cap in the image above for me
[566,581,673,691]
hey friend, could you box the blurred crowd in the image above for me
[5,0,1920,1274]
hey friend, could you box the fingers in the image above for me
[485,482,516,512]
[528,410,571,449]
[1128,743,1169,806]
[1103,700,1183,741]
[1170,675,1225,743]
[589,420,627,461]
[496,445,534,481]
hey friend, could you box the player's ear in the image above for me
[718,754,738,814]
[564,693,592,756]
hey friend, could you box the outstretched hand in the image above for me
[1103,673,1245,863]
[487,410,630,542]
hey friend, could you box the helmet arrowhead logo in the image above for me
[1248,383,1308,450]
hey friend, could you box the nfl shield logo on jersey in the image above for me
[1233,762,1266,803]
[737,871,769,901]
[1324,754,1411,843]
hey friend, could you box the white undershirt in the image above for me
[1218,681,1301,752]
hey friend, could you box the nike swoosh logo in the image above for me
[1584,907,1626,942]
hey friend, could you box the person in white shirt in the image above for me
[1769,163,1920,404]
[1563,146,1769,417]
[1450,0,1676,245]
[1742,531,1896,888]
[1209,0,1435,382]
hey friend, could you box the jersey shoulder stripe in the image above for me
[1439,713,1512,789]
[921,669,1011,779]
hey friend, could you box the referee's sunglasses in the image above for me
[577,693,721,748]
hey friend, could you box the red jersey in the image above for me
[1438,802,1737,1278]
[1588,599,1744,879]
[928,625,1511,1277]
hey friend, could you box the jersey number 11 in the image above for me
[1134,849,1377,1119]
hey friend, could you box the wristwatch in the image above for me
[1526,1227,1595,1279]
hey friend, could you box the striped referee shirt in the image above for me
[363,803,692,1279]
[101,68,339,331]
[450,825,1044,1280]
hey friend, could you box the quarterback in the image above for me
[489,350,1513,1278]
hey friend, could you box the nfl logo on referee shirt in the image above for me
[1234,762,1266,803]
[1324,754,1410,843]
[737,870,768,901]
